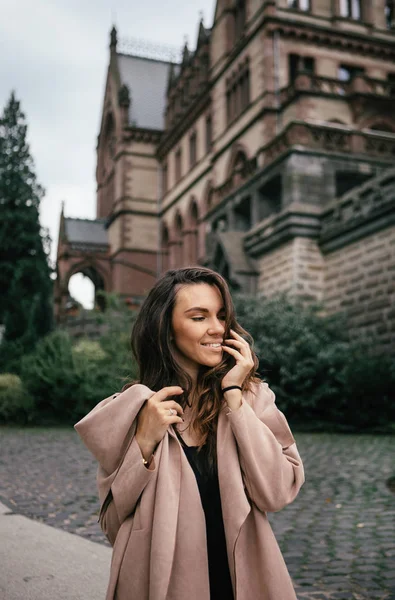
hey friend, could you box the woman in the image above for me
[75,267,305,600]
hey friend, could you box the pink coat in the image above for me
[74,381,305,600]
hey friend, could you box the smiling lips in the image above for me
[201,342,223,351]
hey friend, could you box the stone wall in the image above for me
[256,237,325,302]
[256,239,296,297]
[323,224,395,352]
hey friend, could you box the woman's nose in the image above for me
[208,319,225,334]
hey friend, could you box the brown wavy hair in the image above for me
[124,267,261,471]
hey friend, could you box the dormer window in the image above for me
[339,0,361,20]
[287,0,311,10]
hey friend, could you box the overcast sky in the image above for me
[1,0,215,307]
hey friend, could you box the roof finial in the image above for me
[182,36,190,65]
[110,26,117,51]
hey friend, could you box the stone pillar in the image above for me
[182,229,198,265]
[332,0,341,18]
[168,240,181,269]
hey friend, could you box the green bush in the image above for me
[18,323,137,424]
[20,330,83,423]
[0,373,34,424]
[72,339,107,361]
[234,293,395,431]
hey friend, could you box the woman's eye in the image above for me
[191,317,205,321]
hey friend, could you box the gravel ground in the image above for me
[0,427,394,600]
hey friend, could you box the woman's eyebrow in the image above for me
[184,306,225,314]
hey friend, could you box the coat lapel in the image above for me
[217,404,251,591]
[149,428,182,600]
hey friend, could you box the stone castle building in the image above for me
[55,0,395,352]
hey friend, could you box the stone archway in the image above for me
[54,260,110,324]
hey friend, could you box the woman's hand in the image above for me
[221,329,254,390]
[135,386,184,458]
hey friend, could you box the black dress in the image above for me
[177,433,234,600]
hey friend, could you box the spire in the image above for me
[110,26,117,53]
[167,63,176,90]
[198,19,208,48]
[182,39,190,66]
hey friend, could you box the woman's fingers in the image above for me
[161,400,184,416]
[150,386,184,405]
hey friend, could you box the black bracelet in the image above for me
[222,385,242,394]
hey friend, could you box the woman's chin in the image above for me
[199,354,223,367]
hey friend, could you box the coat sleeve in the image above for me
[98,436,157,544]
[226,382,305,513]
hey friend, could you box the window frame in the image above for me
[287,0,311,11]
[339,0,362,20]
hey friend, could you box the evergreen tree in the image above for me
[0,92,53,369]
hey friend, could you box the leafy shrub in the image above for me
[0,373,34,424]
[73,339,107,361]
[20,330,83,423]
[18,322,137,424]
[234,293,395,431]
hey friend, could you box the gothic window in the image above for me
[233,150,248,186]
[287,0,310,10]
[339,0,361,20]
[175,148,182,182]
[206,114,213,152]
[226,62,250,124]
[234,0,246,40]
[240,69,250,109]
[189,131,197,167]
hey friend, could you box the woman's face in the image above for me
[171,283,226,378]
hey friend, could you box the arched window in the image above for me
[233,150,248,186]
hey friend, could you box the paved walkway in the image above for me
[0,427,394,599]
[0,501,111,600]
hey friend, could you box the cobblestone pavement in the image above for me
[0,427,394,600]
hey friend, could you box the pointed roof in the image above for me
[117,54,175,129]
[197,19,211,48]
[64,217,108,251]
[182,42,191,65]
